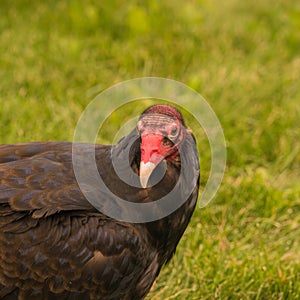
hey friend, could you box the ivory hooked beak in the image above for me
[139,161,156,188]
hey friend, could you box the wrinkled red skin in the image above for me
[140,132,182,167]
[140,134,166,165]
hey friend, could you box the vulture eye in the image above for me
[168,126,179,141]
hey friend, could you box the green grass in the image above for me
[1,0,300,299]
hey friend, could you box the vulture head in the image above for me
[137,105,186,188]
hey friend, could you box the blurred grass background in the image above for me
[0,0,299,299]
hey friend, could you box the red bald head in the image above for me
[140,105,185,126]
[138,105,186,188]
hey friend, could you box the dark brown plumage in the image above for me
[0,105,199,300]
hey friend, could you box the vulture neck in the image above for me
[106,129,199,263]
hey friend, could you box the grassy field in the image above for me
[1,0,300,299]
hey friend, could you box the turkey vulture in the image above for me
[0,105,199,300]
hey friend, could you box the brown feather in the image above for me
[0,105,199,299]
